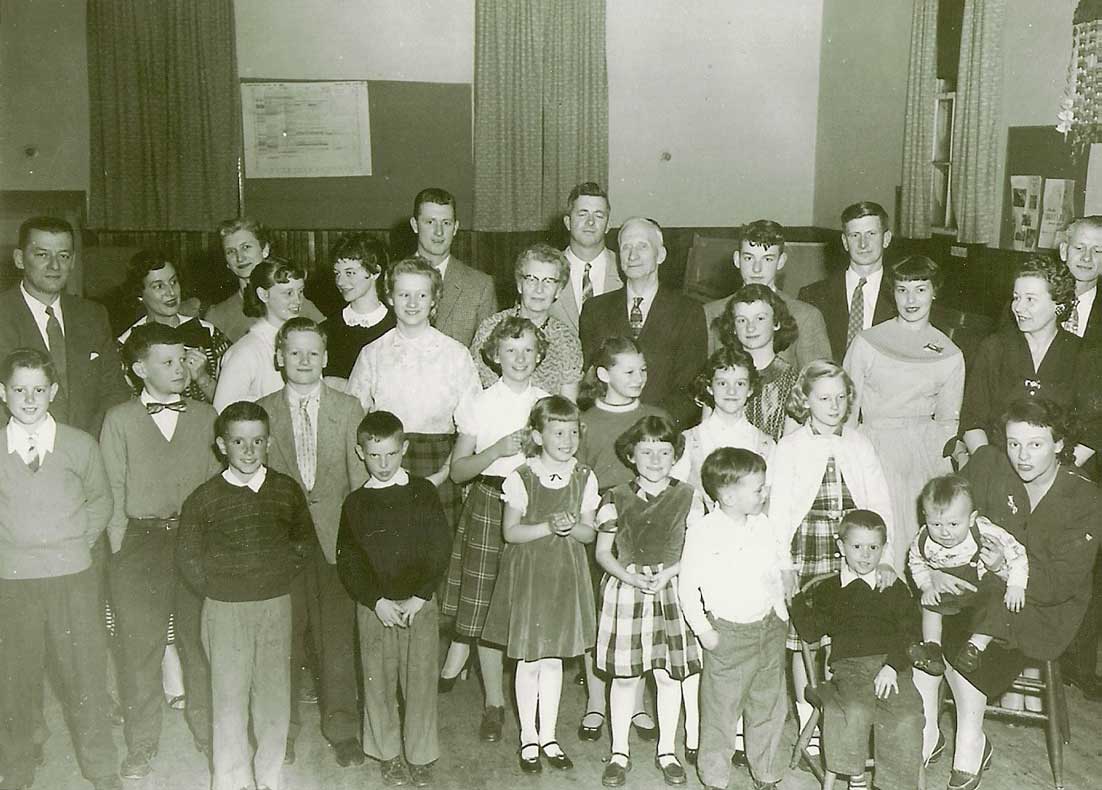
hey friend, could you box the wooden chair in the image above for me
[790,572,841,788]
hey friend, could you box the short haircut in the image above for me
[1013,254,1076,320]
[577,335,642,410]
[1001,396,1073,463]
[479,315,548,374]
[242,256,307,318]
[841,201,890,229]
[215,400,270,439]
[19,216,74,249]
[838,509,887,541]
[514,243,569,284]
[919,474,974,518]
[739,219,786,253]
[691,346,759,408]
[1063,215,1102,240]
[617,216,664,249]
[787,359,855,424]
[413,187,456,217]
[566,182,610,212]
[331,232,389,277]
[714,283,798,353]
[889,255,943,293]
[700,447,766,502]
[1,347,57,385]
[217,216,270,247]
[122,323,183,370]
[124,250,176,304]
[357,410,405,444]
[385,256,443,311]
[275,316,327,352]
[614,414,685,468]
[526,395,581,456]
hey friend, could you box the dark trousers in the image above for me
[822,655,923,789]
[109,520,211,752]
[0,566,119,787]
[289,545,359,745]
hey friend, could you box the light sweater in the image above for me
[213,319,285,412]
[0,424,111,579]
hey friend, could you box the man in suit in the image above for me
[549,182,622,334]
[704,219,832,366]
[410,187,496,346]
[799,201,897,362]
[257,317,367,767]
[580,217,708,427]
[1060,215,1102,348]
[1,216,130,436]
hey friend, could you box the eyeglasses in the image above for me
[520,275,561,289]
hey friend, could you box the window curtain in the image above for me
[87,0,240,230]
[899,0,939,239]
[951,0,1006,244]
[473,0,608,232]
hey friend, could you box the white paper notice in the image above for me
[241,81,373,179]
[1085,143,1102,215]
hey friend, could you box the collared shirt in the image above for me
[363,468,410,489]
[845,267,884,331]
[839,565,879,589]
[20,282,64,347]
[140,390,184,441]
[434,255,451,281]
[625,280,659,326]
[678,508,790,634]
[285,382,321,445]
[6,414,57,466]
[454,379,550,478]
[342,302,389,329]
[564,247,612,308]
[212,319,284,413]
[1068,285,1097,338]
[222,465,267,493]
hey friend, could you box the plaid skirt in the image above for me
[595,564,702,680]
[403,433,461,530]
[787,455,856,650]
[440,479,506,639]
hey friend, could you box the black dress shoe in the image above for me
[684,747,697,766]
[631,712,657,741]
[601,754,631,787]
[731,749,748,767]
[518,744,542,774]
[924,731,946,766]
[333,738,365,767]
[540,742,573,770]
[955,642,983,673]
[655,754,686,785]
[577,711,604,741]
[479,706,505,742]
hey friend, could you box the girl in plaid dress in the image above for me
[594,415,702,787]
[768,360,896,743]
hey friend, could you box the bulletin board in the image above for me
[242,80,472,229]
[999,126,1087,249]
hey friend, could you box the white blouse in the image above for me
[502,457,600,514]
[212,320,283,413]
[454,380,550,478]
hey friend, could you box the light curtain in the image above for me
[952,0,1007,243]
[473,0,608,232]
[899,0,939,239]
[88,0,240,230]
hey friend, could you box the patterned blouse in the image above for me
[118,314,231,404]
[747,355,799,441]
[469,307,584,394]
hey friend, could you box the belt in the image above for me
[128,515,180,532]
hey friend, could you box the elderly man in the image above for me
[550,182,622,334]
[580,217,707,427]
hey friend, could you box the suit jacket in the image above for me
[549,250,622,335]
[704,289,833,367]
[1081,288,1102,349]
[434,258,497,347]
[0,286,130,437]
[799,270,896,362]
[579,285,708,427]
[257,384,367,564]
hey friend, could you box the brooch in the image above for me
[1007,495,1018,514]
[923,342,944,354]
[1024,379,1042,396]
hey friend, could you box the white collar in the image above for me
[594,398,639,413]
[343,302,389,328]
[222,465,267,492]
[636,477,671,499]
[528,456,577,488]
[625,279,659,303]
[433,255,452,278]
[6,414,57,455]
[846,266,883,289]
[564,246,609,269]
[363,468,410,489]
[140,389,185,406]
[840,565,879,588]
[285,382,322,405]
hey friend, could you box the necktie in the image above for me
[1062,298,1080,335]
[581,262,594,305]
[25,432,40,472]
[145,401,187,415]
[846,277,867,350]
[295,397,317,491]
[44,305,67,392]
[629,296,644,338]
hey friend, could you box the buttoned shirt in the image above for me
[222,465,267,493]
[140,390,183,441]
[20,283,65,347]
[565,247,613,307]
[1068,285,1097,338]
[845,267,884,331]
[6,414,57,466]
[286,383,321,446]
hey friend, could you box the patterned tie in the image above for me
[145,401,188,415]
[581,262,594,305]
[1062,298,1080,335]
[629,296,645,338]
[846,277,867,350]
[44,305,67,392]
[295,396,317,491]
[25,432,40,472]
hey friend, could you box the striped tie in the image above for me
[581,262,594,304]
[629,296,644,338]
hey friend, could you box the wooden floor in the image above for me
[23,664,1102,790]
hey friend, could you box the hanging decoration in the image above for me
[1060,0,1102,157]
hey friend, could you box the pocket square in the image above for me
[89,352,100,361]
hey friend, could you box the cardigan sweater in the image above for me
[0,424,111,579]
[99,398,221,552]
[335,477,452,608]
[176,470,314,601]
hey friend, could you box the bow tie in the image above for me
[548,473,564,482]
[146,401,187,415]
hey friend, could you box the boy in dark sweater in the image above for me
[336,411,452,787]
[176,400,313,790]
[100,323,221,778]
[789,510,924,790]
[0,348,120,790]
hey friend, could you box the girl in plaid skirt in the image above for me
[594,415,702,787]
[767,360,896,743]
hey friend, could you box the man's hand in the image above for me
[978,538,1007,573]
[374,598,405,628]
[873,665,899,699]
[1004,584,1026,612]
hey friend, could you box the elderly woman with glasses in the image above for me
[468,243,584,401]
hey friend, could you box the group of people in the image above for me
[0,183,1100,790]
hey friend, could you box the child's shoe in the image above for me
[601,753,630,787]
[381,756,412,786]
[409,762,434,787]
[908,641,947,675]
[956,641,983,673]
